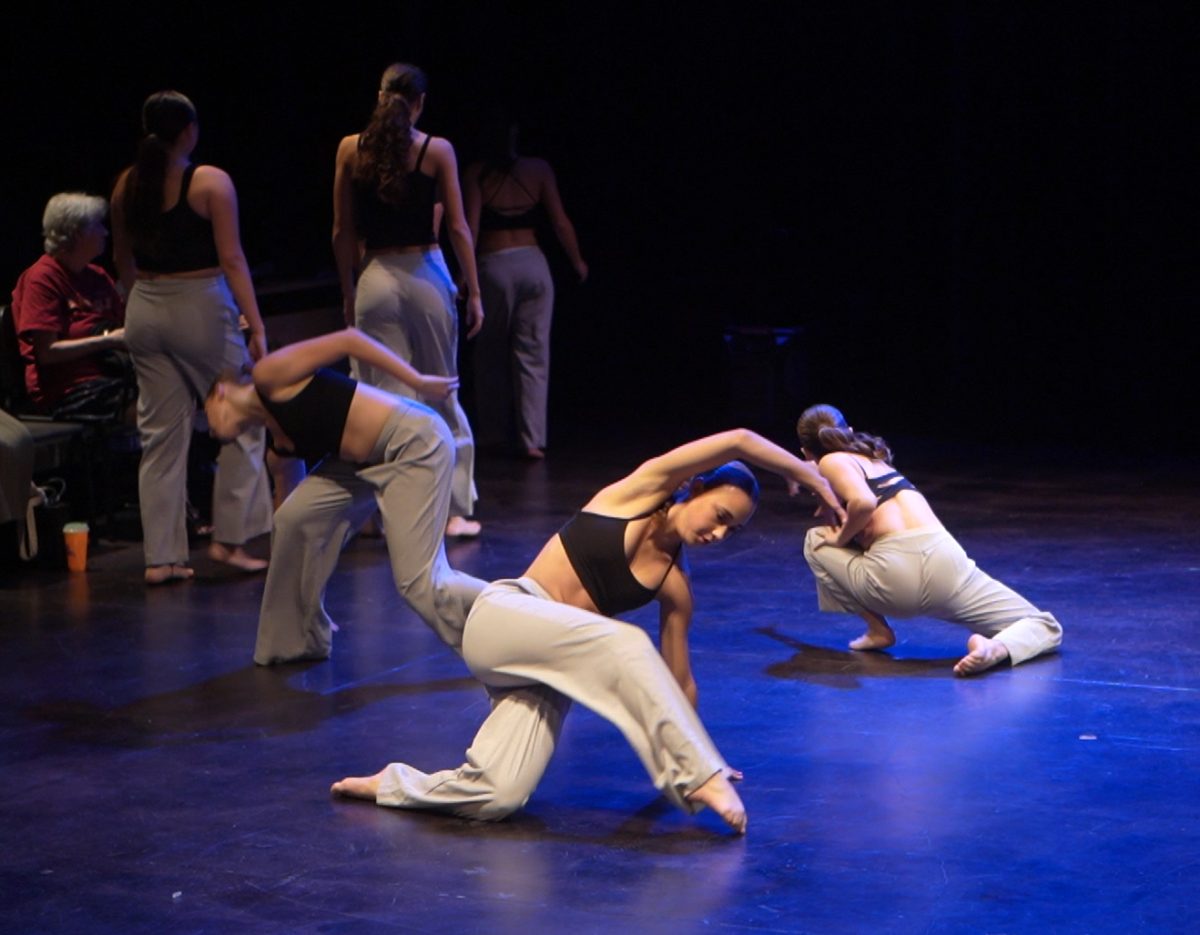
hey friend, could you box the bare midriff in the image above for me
[136,265,222,280]
[857,490,943,548]
[478,228,537,253]
[364,244,435,260]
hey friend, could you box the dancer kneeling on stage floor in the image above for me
[795,404,1063,676]
[331,429,845,834]
[203,328,487,665]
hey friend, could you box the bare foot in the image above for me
[849,614,895,651]
[954,634,1011,676]
[524,446,545,460]
[686,771,747,834]
[330,768,387,800]
[446,517,482,538]
[208,542,268,573]
[145,564,194,585]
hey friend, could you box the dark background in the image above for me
[4,2,1194,455]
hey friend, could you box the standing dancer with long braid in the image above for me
[333,63,484,537]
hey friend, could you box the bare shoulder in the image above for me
[192,164,234,193]
[520,156,554,176]
[818,451,862,476]
[425,135,456,157]
[336,134,360,161]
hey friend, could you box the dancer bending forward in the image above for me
[796,404,1063,676]
[204,328,487,665]
[332,429,844,834]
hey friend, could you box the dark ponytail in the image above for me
[124,91,197,242]
[796,404,894,463]
[355,63,428,205]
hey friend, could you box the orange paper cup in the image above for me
[63,521,89,573]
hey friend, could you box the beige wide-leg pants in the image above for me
[473,246,554,451]
[125,275,271,566]
[353,249,477,518]
[253,401,486,665]
[373,577,729,820]
[804,525,1062,665]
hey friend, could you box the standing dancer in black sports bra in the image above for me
[332,430,844,834]
[463,115,588,459]
[796,404,1063,675]
[112,90,273,584]
[333,63,484,538]
[204,328,486,665]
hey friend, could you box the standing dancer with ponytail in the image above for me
[333,63,484,538]
[796,404,1063,675]
[112,91,272,584]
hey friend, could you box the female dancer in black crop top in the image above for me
[796,404,1063,675]
[112,90,273,584]
[463,115,588,459]
[205,328,486,665]
[332,429,844,834]
[332,63,484,538]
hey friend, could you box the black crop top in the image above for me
[352,136,438,250]
[132,165,221,273]
[557,504,680,617]
[257,368,357,461]
[479,167,546,231]
[861,465,918,505]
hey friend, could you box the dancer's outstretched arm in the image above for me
[594,428,844,521]
[253,328,457,401]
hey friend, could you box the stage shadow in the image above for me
[22,665,481,747]
[756,626,960,688]
[331,789,745,853]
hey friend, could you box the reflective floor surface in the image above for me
[2,437,1197,934]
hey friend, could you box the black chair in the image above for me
[0,303,98,518]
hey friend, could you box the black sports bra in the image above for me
[479,166,545,231]
[132,165,220,273]
[257,368,356,461]
[557,504,680,617]
[353,135,438,250]
[860,464,918,505]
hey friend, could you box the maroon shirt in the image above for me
[11,254,124,407]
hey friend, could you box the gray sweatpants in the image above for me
[353,250,477,518]
[253,400,486,665]
[124,275,272,566]
[373,577,728,820]
[803,526,1063,665]
[473,246,554,451]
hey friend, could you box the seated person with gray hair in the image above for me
[11,193,131,419]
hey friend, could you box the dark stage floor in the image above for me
[2,438,1198,934]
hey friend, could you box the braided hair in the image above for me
[355,63,428,205]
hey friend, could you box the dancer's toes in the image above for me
[849,630,895,651]
[330,768,387,800]
[145,565,175,585]
[523,446,545,460]
[146,564,193,585]
[687,771,748,834]
[954,634,1010,676]
[446,517,482,538]
[208,542,269,573]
